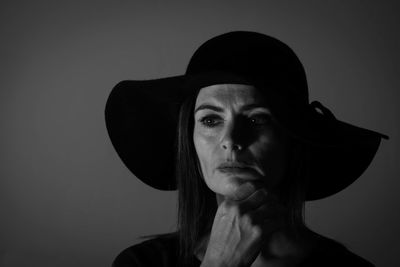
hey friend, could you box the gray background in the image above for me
[1,1,399,266]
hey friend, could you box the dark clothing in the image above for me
[112,232,374,267]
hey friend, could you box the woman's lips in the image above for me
[217,167,260,178]
[216,162,260,178]
[218,167,252,173]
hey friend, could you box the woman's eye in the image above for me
[197,114,271,128]
[199,115,222,128]
[249,114,271,126]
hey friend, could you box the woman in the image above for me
[105,31,388,267]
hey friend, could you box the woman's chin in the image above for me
[219,171,263,184]
[217,175,265,199]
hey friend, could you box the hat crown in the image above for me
[185,31,309,105]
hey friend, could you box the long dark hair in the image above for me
[174,87,311,266]
[175,88,218,266]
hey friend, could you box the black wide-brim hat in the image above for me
[105,31,388,201]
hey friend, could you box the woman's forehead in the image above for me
[195,84,266,108]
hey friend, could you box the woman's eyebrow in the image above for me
[194,103,269,114]
[240,103,269,112]
[194,104,224,114]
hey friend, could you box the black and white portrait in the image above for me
[1,1,398,267]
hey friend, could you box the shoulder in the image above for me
[112,232,180,267]
[302,234,375,267]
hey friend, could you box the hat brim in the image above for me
[105,77,388,201]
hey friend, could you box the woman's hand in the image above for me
[201,181,286,267]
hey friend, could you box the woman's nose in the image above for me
[221,142,242,151]
[220,120,244,151]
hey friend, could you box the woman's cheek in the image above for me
[254,135,287,189]
[194,132,213,172]
[195,131,226,192]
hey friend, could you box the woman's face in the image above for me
[193,84,290,199]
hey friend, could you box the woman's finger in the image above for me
[225,181,265,201]
[237,188,269,213]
